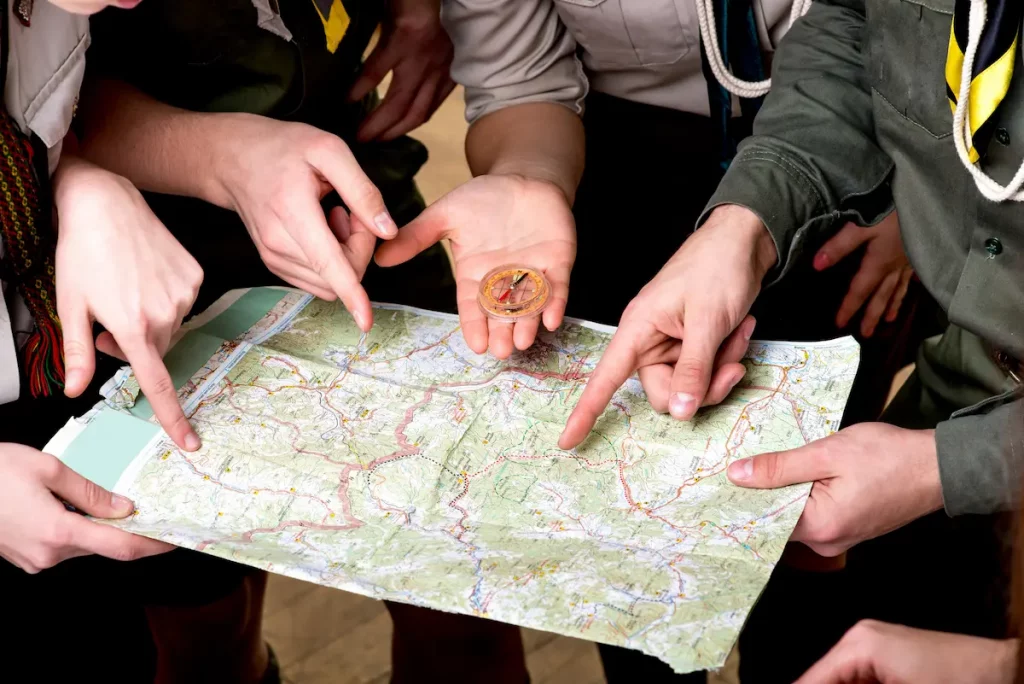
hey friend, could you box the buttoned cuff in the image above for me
[935,396,1024,517]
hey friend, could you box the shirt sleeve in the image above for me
[697,0,894,284]
[441,0,588,124]
[936,393,1024,516]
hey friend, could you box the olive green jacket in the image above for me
[702,0,1024,517]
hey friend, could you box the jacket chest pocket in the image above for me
[866,0,955,138]
[554,0,695,68]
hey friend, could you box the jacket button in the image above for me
[985,237,1003,256]
[996,128,1011,146]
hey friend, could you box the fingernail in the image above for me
[65,370,84,389]
[184,432,201,451]
[111,494,134,514]
[728,459,753,483]
[813,253,830,270]
[743,319,756,341]
[354,310,369,331]
[374,212,397,237]
[669,393,696,420]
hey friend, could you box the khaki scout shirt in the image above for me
[442,0,795,123]
[0,4,89,406]
[703,0,1024,517]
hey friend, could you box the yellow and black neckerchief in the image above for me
[310,0,351,53]
[946,0,1023,162]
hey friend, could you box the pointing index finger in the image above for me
[122,338,199,452]
[287,197,374,331]
[559,331,641,450]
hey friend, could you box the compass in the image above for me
[477,265,551,322]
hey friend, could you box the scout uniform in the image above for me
[700,0,1024,678]
[88,0,455,315]
[707,0,1024,517]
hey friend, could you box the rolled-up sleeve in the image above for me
[441,0,588,124]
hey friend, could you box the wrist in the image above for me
[487,166,576,206]
[705,204,778,280]
[193,112,254,210]
[52,156,126,208]
[909,428,944,516]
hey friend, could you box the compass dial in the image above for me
[477,265,551,322]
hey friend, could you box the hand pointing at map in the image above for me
[375,174,575,358]
[54,156,204,452]
[559,206,775,450]
[210,116,395,332]
[76,81,393,333]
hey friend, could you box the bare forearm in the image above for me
[76,78,236,209]
[465,103,584,204]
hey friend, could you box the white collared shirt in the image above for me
[443,0,794,124]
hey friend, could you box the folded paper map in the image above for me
[45,287,859,674]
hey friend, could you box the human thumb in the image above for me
[374,200,449,268]
[45,456,135,519]
[727,444,827,489]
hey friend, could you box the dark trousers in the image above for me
[572,92,945,681]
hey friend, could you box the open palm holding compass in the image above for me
[374,174,575,358]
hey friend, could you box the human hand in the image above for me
[375,174,575,357]
[0,442,173,574]
[813,212,913,338]
[797,620,1017,684]
[727,423,943,557]
[210,115,392,330]
[349,0,455,142]
[54,157,203,451]
[558,205,776,450]
[47,0,145,17]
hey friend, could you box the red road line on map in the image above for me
[365,331,456,365]
[196,518,361,551]
[617,460,637,509]
[760,492,807,521]
[263,356,308,383]
[335,391,435,531]
[367,474,412,524]
[430,366,583,391]
[177,443,339,516]
[540,485,588,534]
